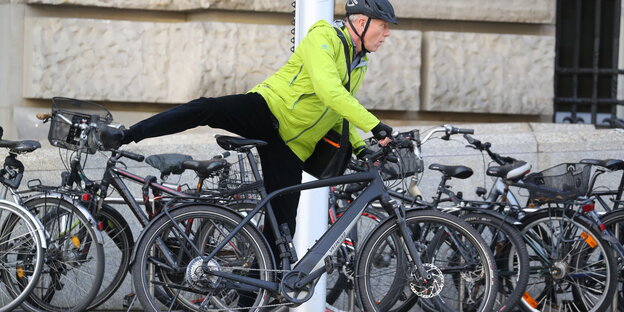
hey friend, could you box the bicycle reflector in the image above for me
[582,203,595,212]
[81,193,92,202]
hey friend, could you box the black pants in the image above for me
[128,93,303,258]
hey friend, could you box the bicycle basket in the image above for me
[524,163,591,204]
[203,153,262,200]
[366,129,423,181]
[48,97,113,154]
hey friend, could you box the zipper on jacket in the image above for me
[291,93,314,109]
[289,64,304,86]
[285,108,329,144]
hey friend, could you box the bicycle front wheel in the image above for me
[520,208,617,312]
[132,204,274,312]
[0,200,44,312]
[356,209,498,312]
[601,209,624,312]
[20,196,105,312]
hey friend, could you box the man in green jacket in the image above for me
[108,0,397,259]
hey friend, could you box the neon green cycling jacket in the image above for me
[249,20,380,162]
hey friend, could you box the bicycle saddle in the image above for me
[182,159,228,178]
[428,164,473,179]
[580,159,624,171]
[0,139,41,153]
[486,160,531,181]
[215,135,267,151]
[146,153,193,176]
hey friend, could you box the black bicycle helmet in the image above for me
[345,0,398,24]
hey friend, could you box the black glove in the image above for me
[99,125,132,150]
[371,122,393,140]
[355,146,374,160]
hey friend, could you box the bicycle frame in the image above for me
[99,166,191,227]
[162,165,430,296]
[586,167,624,211]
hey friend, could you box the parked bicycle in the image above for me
[1,118,104,312]
[462,134,619,312]
[0,126,47,312]
[130,130,499,312]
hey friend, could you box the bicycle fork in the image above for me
[383,196,431,281]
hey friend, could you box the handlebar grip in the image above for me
[36,113,52,120]
[463,134,477,144]
[213,151,231,159]
[452,127,474,135]
[120,150,145,162]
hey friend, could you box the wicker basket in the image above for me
[524,163,591,203]
[48,97,112,154]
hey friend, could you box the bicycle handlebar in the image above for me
[420,125,474,144]
[36,113,52,121]
[117,150,145,163]
[213,151,231,159]
[463,134,517,166]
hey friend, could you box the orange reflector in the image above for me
[523,292,539,308]
[580,232,598,248]
[17,267,25,279]
[71,236,81,248]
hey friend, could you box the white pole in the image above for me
[292,1,334,312]
[618,1,624,121]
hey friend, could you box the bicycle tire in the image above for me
[325,206,386,312]
[596,208,624,312]
[462,213,530,312]
[0,200,45,312]
[132,204,274,311]
[18,196,105,312]
[87,204,134,310]
[356,209,498,312]
[519,208,617,312]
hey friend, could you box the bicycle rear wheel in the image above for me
[88,204,134,310]
[594,208,624,312]
[19,196,105,312]
[462,213,529,312]
[520,208,617,312]
[132,204,274,311]
[356,209,498,312]
[0,200,44,312]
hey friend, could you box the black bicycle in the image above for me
[130,132,499,312]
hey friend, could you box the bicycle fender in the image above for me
[0,199,48,248]
[462,209,523,225]
[22,193,104,245]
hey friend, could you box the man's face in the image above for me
[363,18,390,52]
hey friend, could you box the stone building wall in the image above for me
[2,0,556,139]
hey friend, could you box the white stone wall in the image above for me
[7,0,558,142]
[423,31,555,114]
[23,18,292,102]
[23,16,423,110]
[353,0,556,24]
[359,30,422,111]
[25,0,556,24]
[24,0,292,11]
[0,3,25,139]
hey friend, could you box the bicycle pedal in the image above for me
[123,293,136,309]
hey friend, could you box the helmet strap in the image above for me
[348,16,372,54]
